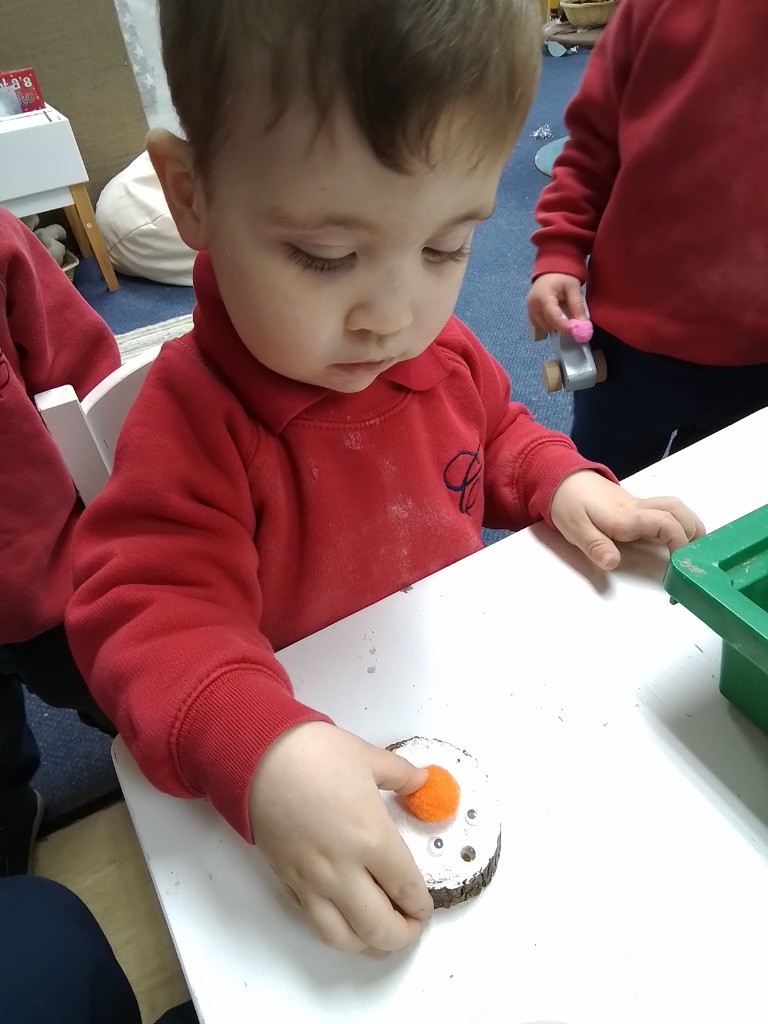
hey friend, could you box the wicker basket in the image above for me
[61,249,80,283]
[560,0,617,29]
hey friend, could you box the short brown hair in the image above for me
[158,0,540,178]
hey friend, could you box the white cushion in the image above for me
[96,151,195,286]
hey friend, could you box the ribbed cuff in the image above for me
[521,444,618,527]
[532,248,588,284]
[175,668,333,841]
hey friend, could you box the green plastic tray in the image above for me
[664,504,768,733]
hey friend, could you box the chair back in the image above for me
[34,344,160,505]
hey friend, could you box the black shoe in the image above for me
[0,787,45,877]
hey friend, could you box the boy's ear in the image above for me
[147,128,209,251]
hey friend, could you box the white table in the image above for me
[0,105,118,290]
[113,409,768,1024]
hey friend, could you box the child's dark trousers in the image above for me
[0,875,141,1023]
[0,875,198,1023]
[0,622,114,874]
[572,325,768,480]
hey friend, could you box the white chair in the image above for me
[34,344,161,506]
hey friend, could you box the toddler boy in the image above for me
[68,0,703,952]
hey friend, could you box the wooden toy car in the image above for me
[532,320,607,393]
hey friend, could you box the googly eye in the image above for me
[428,837,446,857]
[465,808,479,826]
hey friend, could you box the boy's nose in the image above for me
[346,283,414,338]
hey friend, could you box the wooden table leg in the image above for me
[68,182,119,291]
[64,204,92,258]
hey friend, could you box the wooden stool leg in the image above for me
[68,183,119,291]
[64,204,92,257]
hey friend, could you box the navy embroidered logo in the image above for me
[443,446,482,515]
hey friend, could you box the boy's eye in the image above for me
[286,242,469,272]
[423,243,471,265]
[286,244,354,273]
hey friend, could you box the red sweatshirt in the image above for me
[68,254,611,840]
[532,0,768,366]
[0,208,119,644]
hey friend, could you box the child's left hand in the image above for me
[550,470,705,570]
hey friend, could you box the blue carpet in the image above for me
[73,258,195,334]
[456,49,589,436]
[28,50,589,831]
[26,693,117,835]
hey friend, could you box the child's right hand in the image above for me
[247,722,433,952]
[527,272,587,336]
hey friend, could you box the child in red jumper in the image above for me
[527,0,768,480]
[67,0,704,954]
[0,208,120,876]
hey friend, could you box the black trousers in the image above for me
[0,875,139,1024]
[0,622,114,809]
[572,325,768,480]
[0,875,197,1024]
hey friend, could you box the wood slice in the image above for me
[385,737,502,909]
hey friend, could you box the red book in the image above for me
[0,67,45,114]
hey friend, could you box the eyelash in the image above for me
[425,244,471,265]
[286,243,471,274]
[287,246,352,274]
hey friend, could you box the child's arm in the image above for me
[526,1,638,334]
[249,723,433,952]
[69,365,434,950]
[0,209,119,397]
[445,319,703,562]
[67,348,435,952]
[66,350,333,839]
[0,210,120,643]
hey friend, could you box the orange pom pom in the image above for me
[401,765,460,822]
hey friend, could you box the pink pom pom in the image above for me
[568,318,593,344]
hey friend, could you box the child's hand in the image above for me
[527,272,586,336]
[248,722,433,953]
[550,470,705,570]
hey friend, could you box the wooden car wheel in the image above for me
[542,359,563,393]
[594,349,608,384]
